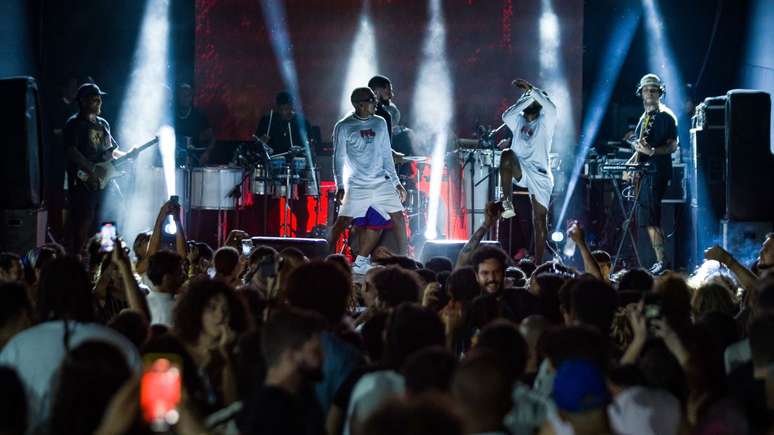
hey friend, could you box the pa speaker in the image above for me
[419,240,502,266]
[0,209,47,255]
[725,90,773,221]
[250,236,329,260]
[0,76,42,209]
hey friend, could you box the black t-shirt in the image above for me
[238,385,325,435]
[63,114,114,186]
[255,112,311,155]
[175,107,211,147]
[634,106,677,179]
[375,103,392,143]
[174,107,211,164]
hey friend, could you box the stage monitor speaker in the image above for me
[0,76,42,209]
[0,209,47,255]
[725,90,773,221]
[420,240,502,266]
[690,127,725,218]
[250,236,329,260]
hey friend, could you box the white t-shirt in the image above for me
[502,87,557,208]
[0,321,141,434]
[146,289,176,326]
[502,87,557,172]
[333,113,400,190]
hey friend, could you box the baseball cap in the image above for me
[636,73,664,95]
[552,359,610,412]
[350,87,376,104]
[77,83,107,100]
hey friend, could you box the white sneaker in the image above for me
[352,257,372,275]
[501,199,516,219]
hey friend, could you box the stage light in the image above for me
[412,0,453,240]
[340,10,378,118]
[550,231,564,243]
[537,0,579,240]
[554,8,641,228]
[159,125,177,235]
[641,0,689,149]
[260,0,318,196]
[117,0,173,242]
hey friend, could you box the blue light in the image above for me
[554,8,642,227]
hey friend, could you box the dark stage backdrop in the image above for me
[195,0,583,142]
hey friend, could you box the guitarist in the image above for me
[625,73,679,275]
[64,83,138,254]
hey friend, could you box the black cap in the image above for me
[350,87,376,104]
[77,83,107,100]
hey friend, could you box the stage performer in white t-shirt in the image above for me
[499,78,557,263]
[329,87,407,274]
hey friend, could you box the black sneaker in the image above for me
[648,261,669,275]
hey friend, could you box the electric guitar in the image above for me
[622,109,657,183]
[77,136,159,190]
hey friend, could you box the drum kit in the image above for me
[143,136,319,243]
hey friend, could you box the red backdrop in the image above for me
[195,0,583,142]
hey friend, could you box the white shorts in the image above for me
[514,161,554,210]
[339,182,404,219]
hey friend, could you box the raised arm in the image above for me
[567,222,604,280]
[456,202,502,269]
[113,239,151,321]
[704,245,759,291]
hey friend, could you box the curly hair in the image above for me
[370,266,421,308]
[173,278,247,344]
[692,283,738,319]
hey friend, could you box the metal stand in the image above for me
[609,176,643,271]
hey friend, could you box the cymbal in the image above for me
[402,156,429,162]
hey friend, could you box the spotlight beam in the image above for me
[118,0,173,242]
[554,8,641,228]
[412,0,453,240]
[260,0,318,195]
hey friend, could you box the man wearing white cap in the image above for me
[625,73,679,275]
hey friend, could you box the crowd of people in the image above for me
[1,197,773,435]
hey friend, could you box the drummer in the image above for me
[174,83,216,165]
[254,91,313,156]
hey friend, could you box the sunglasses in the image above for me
[355,97,376,104]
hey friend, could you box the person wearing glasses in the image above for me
[329,87,408,274]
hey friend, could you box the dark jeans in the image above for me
[67,185,104,255]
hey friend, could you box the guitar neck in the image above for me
[110,137,159,166]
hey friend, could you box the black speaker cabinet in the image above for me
[725,90,773,221]
[0,76,43,209]
[419,239,502,266]
[0,209,47,255]
[250,236,329,260]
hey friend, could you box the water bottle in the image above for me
[563,238,577,257]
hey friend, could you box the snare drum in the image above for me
[190,166,244,210]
